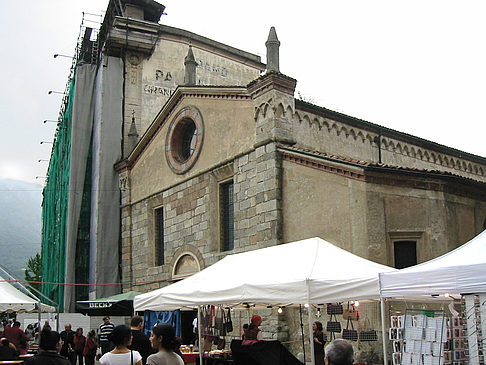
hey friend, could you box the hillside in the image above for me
[0,179,42,279]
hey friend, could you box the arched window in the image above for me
[173,253,200,278]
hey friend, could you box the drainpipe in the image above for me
[373,129,382,164]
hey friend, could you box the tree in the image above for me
[24,253,41,292]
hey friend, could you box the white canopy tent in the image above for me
[0,274,56,313]
[135,237,396,311]
[379,229,486,299]
[135,237,396,365]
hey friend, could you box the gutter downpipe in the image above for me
[306,279,316,365]
[380,296,388,365]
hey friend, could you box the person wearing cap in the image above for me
[244,315,263,341]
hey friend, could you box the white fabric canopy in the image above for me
[134,237,396,311]
[0,275,56,313]
[379,229,486,299]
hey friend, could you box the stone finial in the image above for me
[266,26,280,72]
[127,114,139,153]
[184,45,197,86]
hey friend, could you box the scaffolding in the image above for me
[40,12,101,312]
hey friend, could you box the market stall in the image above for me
[76,290,141,315]
[379,230,486,365]
[135,237,397,365]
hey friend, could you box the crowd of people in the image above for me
[0,314,356,365]
[0,315,185,365]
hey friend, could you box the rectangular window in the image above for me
[394,240,417,269]
[155,207,164,266]
[220,181,234,251]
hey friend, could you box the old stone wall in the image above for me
[129,95,254,203]
[122,139,285,291]
[281,157,486,266]
[233,142,282,250]
[293,108,486,184]
[123,36,262,157]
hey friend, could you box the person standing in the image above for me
[25,324,35,345]
[83,330,97,365]
[325,339,354,365]
[99,316,115,355]
[99,325,142,365]
[128,316,152,365]
[313,321,327,365]
[60,324,75,365]
[24,328,71,365]
[73,328,86,365]
[245,315,263,340]
[146,324,183,365]
[3,321,30,355]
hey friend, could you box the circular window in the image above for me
[166,106,204,174]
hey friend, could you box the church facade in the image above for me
[116,30,486,296]
[42,0,486,329]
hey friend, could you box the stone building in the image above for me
[42,4,486,349]
[115,19,486,353]
[41,0,264,311]
[116,31,486,294]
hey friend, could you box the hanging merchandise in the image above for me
[327,303,343,315]
[214,305,225,336]
[359,317,378,341]
[225,308,233,333]
[343,302,359,321]
[327,313,342,333]
[342,317,358,341]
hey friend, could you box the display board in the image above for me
[389,309,447,365]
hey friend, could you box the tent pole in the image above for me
[307,304,315,365]
[198,306,203,365]
[380,297,388,365]
[299,305,306,363]
[306,279,315,365]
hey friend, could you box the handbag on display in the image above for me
[359,318,378,341]
[343,302,359,321]
[327,303,344,315]
[342,317,358,341]
[327,313,342,333]
[225,308,233,333]
[215,305,226,336]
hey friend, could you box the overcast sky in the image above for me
[1,0,485,185]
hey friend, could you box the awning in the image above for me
[77,291,141,315]
[0,274,56,313]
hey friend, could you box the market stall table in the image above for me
[18,354,33,359]
[183,352,199,364]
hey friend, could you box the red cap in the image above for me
[251,315,262,323]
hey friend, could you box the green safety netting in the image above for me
[41,63,97,312]
[40,72,77,312]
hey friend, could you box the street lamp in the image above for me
[53,54,73,59]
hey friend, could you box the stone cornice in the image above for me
[159,25,265,70]
[279,146,486,201]
[247,71,297,100]
[295,99,486,166]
